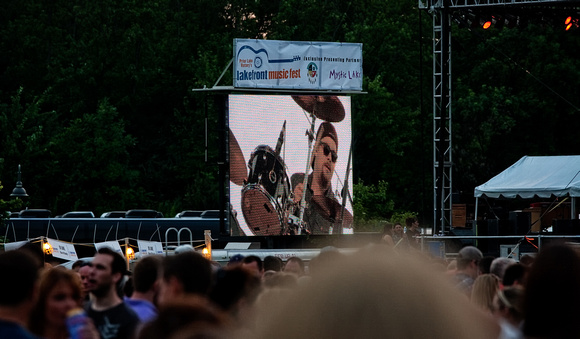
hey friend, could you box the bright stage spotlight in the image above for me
[564,16,576,31]
[482,20,492,29]
[480,14,493,30]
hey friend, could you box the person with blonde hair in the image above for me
[492,286,525,339]
[251,245,499,339]
[470,273,500,314]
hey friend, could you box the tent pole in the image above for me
[572,197,576,219]
[474,198,479,246]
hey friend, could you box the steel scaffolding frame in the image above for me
[420,0,580,234]
[432,5,452,235]
[420,0,578,9]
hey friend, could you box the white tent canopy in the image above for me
[474,155,580,199]
[473,155,580,226]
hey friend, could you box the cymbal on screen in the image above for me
[229,128,247,186]
[291,95,345,122]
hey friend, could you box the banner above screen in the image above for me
[233,39,363,91]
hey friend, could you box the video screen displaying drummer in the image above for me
[228,95,353,236]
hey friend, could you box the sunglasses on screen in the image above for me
[320,142,338,163]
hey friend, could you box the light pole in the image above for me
[10,164,29,212]
[10,164,28,198]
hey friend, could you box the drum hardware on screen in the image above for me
[241,120,290,236]
[233,95,353,236]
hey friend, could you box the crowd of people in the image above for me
[1,235,579,339]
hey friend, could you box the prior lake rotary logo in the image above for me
[307,62,318,84]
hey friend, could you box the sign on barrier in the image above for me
[94,241,123,254]
[138,240,164,256]
[48,238,78,261]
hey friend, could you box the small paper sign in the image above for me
[3,240,29,251]
[94,241,122,254]
[137,240,164,256]
[48,239,78,261]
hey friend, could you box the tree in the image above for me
[46,99,139,213]
[451,22,580,199]
[2,0,578,227]
[353,180,394,219]
[0,181,23,226]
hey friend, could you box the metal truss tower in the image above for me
[419,0,579,234]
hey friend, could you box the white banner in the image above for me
[48,239,78,261]
[3,240,29,251]
[233,39,363,91]
[137,240,164,256]
[94,241,122,254]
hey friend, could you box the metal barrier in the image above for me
[419,234,580,258]
[164,227,194,255]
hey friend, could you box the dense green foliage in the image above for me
[1,1,579,229]
[0,181,22,226]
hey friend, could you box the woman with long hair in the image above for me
[28,267,98,339]
[470,273,500,314]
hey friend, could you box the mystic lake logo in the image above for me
[307,62,318,84]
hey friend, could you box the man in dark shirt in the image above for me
[292,122,352,234]
[86,247,139,339]
[405,217,422,249]
[157,251,212,306]
[453,246,483,297]
[0,250,41,339]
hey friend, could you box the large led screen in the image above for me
[229,95,353,236]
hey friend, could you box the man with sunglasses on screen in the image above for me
[291,122,350,234]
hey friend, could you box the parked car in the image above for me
[18,209,51,218]
[60,211,95,218]
[200,210,220,219]
[125,209,164,218]
[175,210,204,218]
[100,211,127,218]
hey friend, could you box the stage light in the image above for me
[479,14,493,30]
[468,12,479,29]
[465,12,480,29]
[453,12,472,29]
[125,246,135,260]
[504,14,518,29]
[565,16,578,31]
[43,240,53,255]
[202,247,211,260]
[203,230,212,260]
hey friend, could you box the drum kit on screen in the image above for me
[229,96,353,236]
